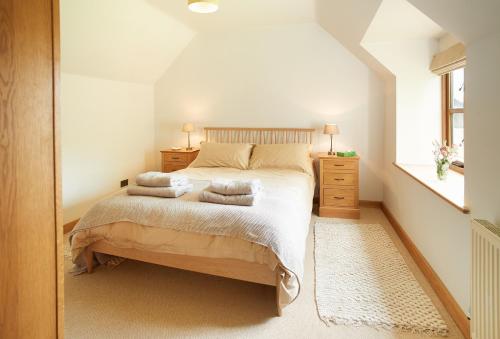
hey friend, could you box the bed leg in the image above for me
[84,247,94,273]
[275,273,283,317]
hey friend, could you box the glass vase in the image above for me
[436,161,449,181]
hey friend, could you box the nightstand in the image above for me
[319,154,360,219]
[161,148,199,173]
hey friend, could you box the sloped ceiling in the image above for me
[361,0,443,44]
[360,0,446,76]
[407,0,500,43]
[61,0,315,84]
[315,0,393,82]
[146,0,315,32]
[317,0,500,81]
[61,0,195,84]
[62,0,499,85]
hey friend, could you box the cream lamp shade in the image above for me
[323,124,339,155]
[182,123,194,150]
[182,123,194,133]
[323,123,339,135]
[188,0,219,13]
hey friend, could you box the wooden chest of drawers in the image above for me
[319,154,360,219]
[161,149,199,173]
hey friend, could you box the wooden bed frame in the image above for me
[83,127,315,316]
[84,241,283,314]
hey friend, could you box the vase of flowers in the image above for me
[433,140,456,180]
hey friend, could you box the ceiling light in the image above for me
[188,0,219,14]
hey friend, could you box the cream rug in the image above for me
[314,221,449,336]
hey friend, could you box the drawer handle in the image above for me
[334,196,345,200]
[334,178,345,181]
[334,164,344,167]
[172,157,180,160]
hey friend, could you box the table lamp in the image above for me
[182,123,194,150]
[323,124,339,155]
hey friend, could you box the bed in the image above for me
[70,127,315,315]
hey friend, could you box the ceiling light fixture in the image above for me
[188,0,219,14]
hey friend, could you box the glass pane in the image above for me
[450,68,464,109]
[451,112,464,161]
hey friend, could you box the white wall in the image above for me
[350,0,473,314]
[465,30,500,226]
[379,4,500,316]
[438,33,460,52]
[378,50,471,314]
[383,136,471,314]
[155,23,386,201]
[363,39,441,164]
[61,73,155,223]
[380,32,500,316]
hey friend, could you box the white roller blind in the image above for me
[430,43,466,75]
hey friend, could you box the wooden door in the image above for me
[0,0,62,338]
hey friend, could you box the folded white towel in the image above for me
[207,178,262,196]
[136,172,188,187]
[199,190,259,206]
[127,184,193,198]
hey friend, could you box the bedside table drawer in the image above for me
[322,172,357,186]
[161,149,199,173]
[323,159,357,172]
[164,153,189,163]
[323,188,356,208]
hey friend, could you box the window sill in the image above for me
[393,162,469,214]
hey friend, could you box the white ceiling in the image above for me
[362,0,444,44]
[146,0,316,32]
[61,0,315,83]
[61,0,499,84]
[407,0,500,43]
[315,0,392,81]
[61,0,195,83]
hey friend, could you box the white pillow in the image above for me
[249,144,313,175]
[189,143,253,169]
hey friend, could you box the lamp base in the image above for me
[185,147,193,151]
[328,134,335,156]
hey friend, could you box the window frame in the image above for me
[441,70,465,175]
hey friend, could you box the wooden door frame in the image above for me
[52,0,64,336]
[0,0,62,337]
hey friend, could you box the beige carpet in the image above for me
[64,208,465,339]
[315,222,448,336]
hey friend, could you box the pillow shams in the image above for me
[249,143,313,175]
[189,143,253,169]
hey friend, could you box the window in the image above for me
[442,67,465,173]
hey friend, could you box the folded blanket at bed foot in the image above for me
[136,171,189,187]
[199,189,259,206]
[206,178,262,195]
[127,184,193,198]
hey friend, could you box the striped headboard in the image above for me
[204,127,315,145]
